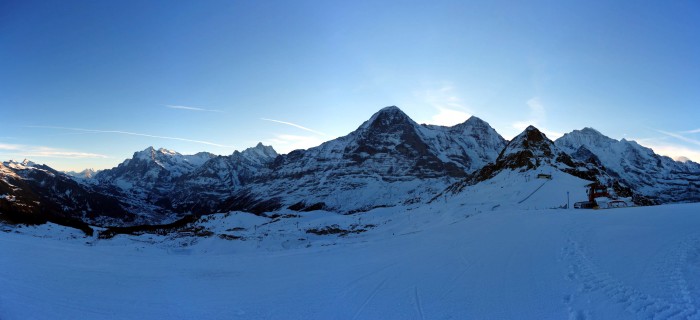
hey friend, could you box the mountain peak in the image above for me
[496,125,558,167]
[580,127,603,135]
[240,143,278,160]
[4,159,35,170]
[377,105,403,114]
[133,147,157,161]
[157,148,179,155]
[133,147,184,161]
[512,125,548,144]
[464,116,488,126]
[360,106,415,132]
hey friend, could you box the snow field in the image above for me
[2,203,700,319]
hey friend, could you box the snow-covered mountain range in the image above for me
[555,128,700,203]
[1,106,699,228]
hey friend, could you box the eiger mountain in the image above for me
[178,106,507,215]
[1,106,699,228]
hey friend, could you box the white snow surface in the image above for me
[3,201,700,319]
[451,167,594,210]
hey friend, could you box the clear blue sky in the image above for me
[2,0,699,171]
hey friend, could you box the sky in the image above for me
[1,0,699,171]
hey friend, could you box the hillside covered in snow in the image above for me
[2,202,700,319]
[2,106,700,319]
[2,106,698,229]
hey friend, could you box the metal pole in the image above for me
[567,191,570,209]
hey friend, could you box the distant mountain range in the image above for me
[2,106,699,228]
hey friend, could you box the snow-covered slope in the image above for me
[444,126,646,208]
[208,106,506,214]
[6,107,698,226]
[556,128,700,203]
[91,147,216,221]
[95,147,215,196]
[64,168,98,180]
[169,143,278,212]
[451,126,597,188]
[3,202,700,319]
[0,160,135,226]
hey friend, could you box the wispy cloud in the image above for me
[416,84,472,126]
[655,129,700,147]
[27,126,235,148]
[510,97,562,140]
[261,118,327,136]
[629,130,700,163]
[682,128,700,134]
[263,134,326,154]
[633,140,700,163]
[0,143,108,159]
[165,105,224,113]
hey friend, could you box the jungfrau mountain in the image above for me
[555,128,700,203]
[2,106,700,231]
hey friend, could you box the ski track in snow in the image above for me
[563,236,700,319]
[351,277,389,320]
[413,286,425,320]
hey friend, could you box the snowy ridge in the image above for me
[555,128,700,203]
[191,106,506,214]
[442,125,647,209]
[64,168,98,180]
[94,147,216,201]
[169,143,279,211]
[0,159,136,226]
[2,106,699,226]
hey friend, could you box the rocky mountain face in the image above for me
[174,106,507,214]
[555,128,700,203]
[448,126,604,191]
[444,126,655,205]
[70,106,506,219]
[2,106,699,229]
[64,168,98,179]
[0,160,135,228]
[168,143,278,213]
[94,147,215,197]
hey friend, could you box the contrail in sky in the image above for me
[0,142,108,159]
[655,129,700,147]
[165,105,224,113]
[27,126,235,148]
[261,118,327,136]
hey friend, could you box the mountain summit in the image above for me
[2,106,698,227]
[556,128,700,203]
[172,106,506,215]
